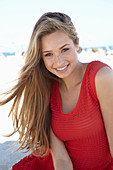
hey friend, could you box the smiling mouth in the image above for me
[56,65,68,71]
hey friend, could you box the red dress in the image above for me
[13,61,113,170]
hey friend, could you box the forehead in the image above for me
[41,30,72,50]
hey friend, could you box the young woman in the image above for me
[1,12,113,170]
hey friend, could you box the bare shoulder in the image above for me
[96,65,113,79]
[95,64,113,116]
[95,66,113,95]
[95,65,113,157]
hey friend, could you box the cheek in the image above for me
[43,59,52,69]
[71,51,77,60]
[69,53,77,62]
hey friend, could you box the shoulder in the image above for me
[85,60,109,78]
[95,66,113,86]
[95,65,113,101]
[88,60,110,70]
[95,65,113,157]
[84,61,111,94]
[86,60,112,83]
[85,61,113,100]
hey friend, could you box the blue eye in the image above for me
[62,48,69,52]
[45,53,52,57]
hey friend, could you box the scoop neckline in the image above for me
[56,61,93,116]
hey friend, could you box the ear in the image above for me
[75,38,79,51]
[76,37,79,45]
[76,44,79,51]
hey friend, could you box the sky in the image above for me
[0,0,113,52]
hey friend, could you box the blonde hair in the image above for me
[0,12,78,156]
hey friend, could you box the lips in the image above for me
[55,64,69,71]
[56,65,67,70]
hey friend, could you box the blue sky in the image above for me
[0,0,113,50]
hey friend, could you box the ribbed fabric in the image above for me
[50,60,113,169]
[12,60,113,170]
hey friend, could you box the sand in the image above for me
[0,52,113,169]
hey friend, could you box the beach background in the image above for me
[0,54,28,170]
[0,0,113,169]
[0,51,113,169]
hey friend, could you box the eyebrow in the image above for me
[43,44,70,53]
[59,44,70,49]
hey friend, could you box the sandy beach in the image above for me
[0,52,113,169]
[0,55,28,170]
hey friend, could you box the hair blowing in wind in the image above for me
[0,12,78,156]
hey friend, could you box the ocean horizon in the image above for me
[0,44,113,57]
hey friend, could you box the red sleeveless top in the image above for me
[50,61,113,169]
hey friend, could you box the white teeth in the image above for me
[57,65,67,71]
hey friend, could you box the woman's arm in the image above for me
[95,66,113,156]
[50,128,73,170]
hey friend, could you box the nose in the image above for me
[54,54,63,65]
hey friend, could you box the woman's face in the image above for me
[41,30,79,79]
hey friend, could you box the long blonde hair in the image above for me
[0,12,78,156]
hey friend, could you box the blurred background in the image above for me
[0,0,113,169]
[0,0,113,54]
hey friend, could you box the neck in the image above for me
[59,61,84,91]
